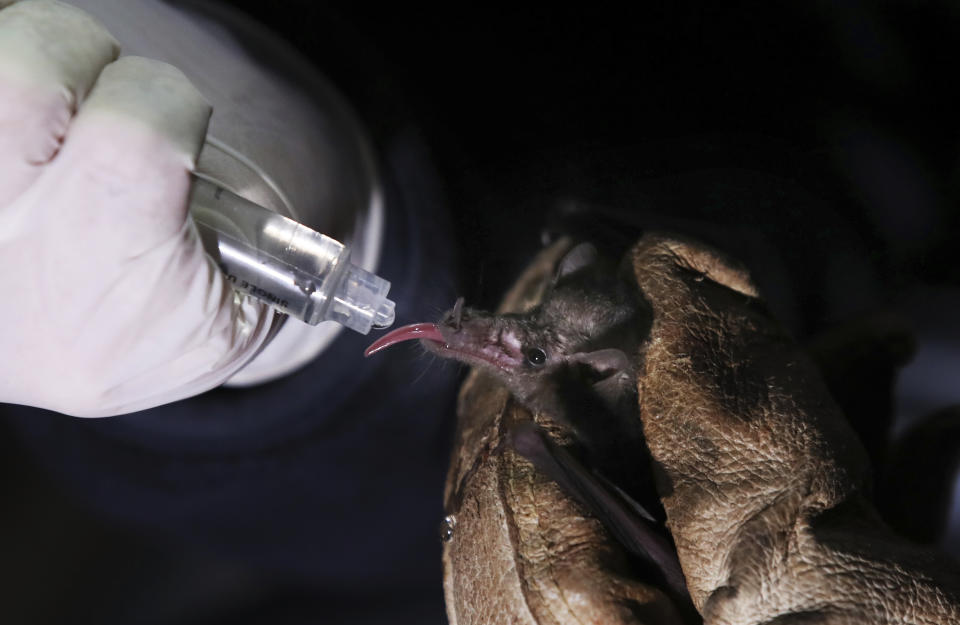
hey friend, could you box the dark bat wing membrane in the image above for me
[508,423,693,611]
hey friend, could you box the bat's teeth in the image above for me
[364,323,445,357]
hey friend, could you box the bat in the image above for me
[366,242,694,609]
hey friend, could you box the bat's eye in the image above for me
[525,347,547,367]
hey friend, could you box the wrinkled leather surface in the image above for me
[444,232,960,625]
[443,239,684,625]
[631,233,960,624]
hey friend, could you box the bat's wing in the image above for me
[509,422,691,605]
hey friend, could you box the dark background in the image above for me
[271,1,960,321]
[4,1,960,623]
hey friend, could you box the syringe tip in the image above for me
[325,263,395,335]
[373,299,396,329]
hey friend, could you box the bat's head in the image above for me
[384,243,649,417]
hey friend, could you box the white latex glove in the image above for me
[0,0,274,417]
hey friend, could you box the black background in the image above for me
[222,0,960,327]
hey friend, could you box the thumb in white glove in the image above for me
[0,0,274,417]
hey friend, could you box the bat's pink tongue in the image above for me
[364,323,445,357]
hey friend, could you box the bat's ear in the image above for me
[570,348,636,412]
[571,348,631,378]
[554,242,598,282]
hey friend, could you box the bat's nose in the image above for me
[442,297,467,330]
[452,297,466,329]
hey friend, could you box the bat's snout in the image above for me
[434,310,526,371]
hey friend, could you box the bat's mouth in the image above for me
[364,322,522,371]
[364,323,446,357]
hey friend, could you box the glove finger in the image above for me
[46,55,211,259]
[18,55,271,416]
[0,0,119,203]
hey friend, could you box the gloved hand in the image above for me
[0,0,273,417]
[629,234,960,624]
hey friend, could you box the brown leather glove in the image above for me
[443,239,690,625]
[443,234,960,624]
[631,233,960,624]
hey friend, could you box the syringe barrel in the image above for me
[189,176,393,334]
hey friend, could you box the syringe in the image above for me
[189,175,395,335]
